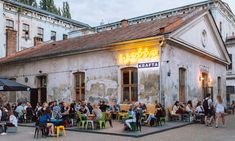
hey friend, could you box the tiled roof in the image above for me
[0,9,207,65]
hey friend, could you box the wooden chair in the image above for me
[168,106,180,121]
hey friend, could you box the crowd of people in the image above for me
[0,94,234,136]
[170,94,228,128]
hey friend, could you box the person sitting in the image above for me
[145,103,165,125]
[124,104,136,130]
[1,111,18,136]
[52,102,62,119]
[79,105,88,120]
[105,103,113,127]
[86,103,93,115]
[92,104,102,128]
[99,101,109,112]
[15,102,24,122]
[171,101,185,120]
[38,107,55,137]
[140,103,147,113]
[195,101,205,123]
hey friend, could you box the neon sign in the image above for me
[118,47,160,65]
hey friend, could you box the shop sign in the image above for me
[138,62,159,69]
[118,47,159,65]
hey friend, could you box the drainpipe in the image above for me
[159,37,165,106]
[17,7,21,52]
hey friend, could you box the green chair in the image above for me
[76,112,86,129]
[160,117,166,124]
[98,112,106,129]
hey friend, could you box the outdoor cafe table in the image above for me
[50,119,63,126]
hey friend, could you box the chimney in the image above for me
[6,29,17,56]
[34,37,43,46]
[120,19,129,28]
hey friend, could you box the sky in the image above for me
[52,0,235,26]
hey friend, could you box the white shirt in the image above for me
[10,115,18,127]
[195,106,204,113]
[172,105,179,114]
[215,102,225,113]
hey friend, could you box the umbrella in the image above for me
[0,78,31,91]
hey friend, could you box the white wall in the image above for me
[162,43,227,108]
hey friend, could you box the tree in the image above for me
[62,1,71,19]
[16,0,38,7]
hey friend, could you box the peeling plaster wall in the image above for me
[162,43,227,108]
[0,50,120,103]
[138,68,160,104]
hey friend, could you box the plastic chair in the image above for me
[76,112,86,129]
[98,112,106,129]
[55,126,66,138]
[85,120,94,130]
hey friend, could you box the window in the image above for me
[219,21,222,33]
[63,34,68,40]
[227,54,232,70]
[37,27,44,40]
[51,31,56,41]
[22,23,30,39]
[6,19,14,29]
[121,68,138,102]
[74,72,85,102]
[217,77,221,95]
[179,68,186,102]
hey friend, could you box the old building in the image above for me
[95,0,235,105]
[0,9,230,109]
[0,0,90,58]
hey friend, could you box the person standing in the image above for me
[215,95,225,128]
[203,94,212,126]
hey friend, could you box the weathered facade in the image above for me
[0,10,230,109]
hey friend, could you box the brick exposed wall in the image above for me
[6,29,17,56]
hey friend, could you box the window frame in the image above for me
[37,27,44,40]
[121,67,138,102]
[6,19,14,29]
[22,23,30,39]
[51,31,56,41]
[74,72,85,102]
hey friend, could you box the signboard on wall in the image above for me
[138,62,159,69]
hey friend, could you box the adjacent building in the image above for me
[0,9,230,109]
[0,0,90,58]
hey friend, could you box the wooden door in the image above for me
[179,68,186,102]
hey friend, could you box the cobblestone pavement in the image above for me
[1,115,235,141]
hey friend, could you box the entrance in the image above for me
[30,88,38,109]
[37,76,47,104]
[179,68,186,102]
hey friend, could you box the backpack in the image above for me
[203,99,208,110]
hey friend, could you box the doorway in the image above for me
[30,88,38,109]
[201,73,209,98]
[37,75,47,104]
[179,68,186,102]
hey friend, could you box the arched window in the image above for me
[121,67,138,102]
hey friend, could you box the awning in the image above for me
[0,78,31,91]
